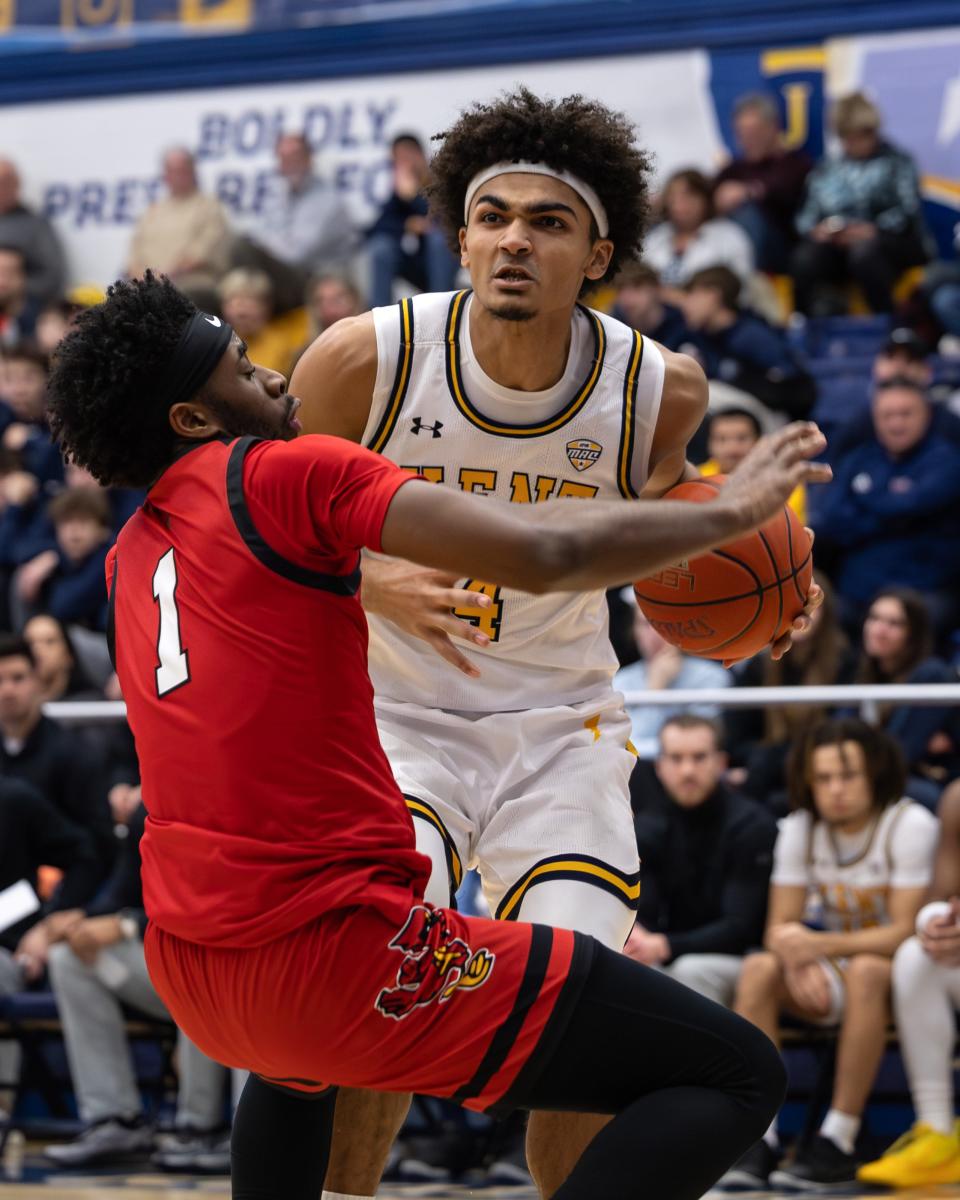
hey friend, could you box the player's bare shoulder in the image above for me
[290,313,379,444]
[658,345,709,431]
[641,344,708,495]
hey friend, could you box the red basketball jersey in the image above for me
[107,434,429,948]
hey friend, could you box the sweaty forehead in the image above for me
[473,172,591,220]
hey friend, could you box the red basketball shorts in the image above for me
[145,894,594,1115]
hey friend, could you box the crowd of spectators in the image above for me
[0,79,956,1185]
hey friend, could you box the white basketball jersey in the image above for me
[362,290,665,712]
[785,801,926,932]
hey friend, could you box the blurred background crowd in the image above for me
[0,0,958,1189]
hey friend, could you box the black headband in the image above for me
[156,311,235,408]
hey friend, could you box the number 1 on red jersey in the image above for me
[152,548,190,696]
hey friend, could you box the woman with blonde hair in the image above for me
[791,91,929,316]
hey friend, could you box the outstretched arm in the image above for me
[380,422,830,594]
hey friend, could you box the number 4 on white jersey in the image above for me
[152,548,190,696]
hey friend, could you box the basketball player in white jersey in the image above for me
[728,718,937,1191]
[292,89,820,1198]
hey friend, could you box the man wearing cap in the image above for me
[292,88,823,1198]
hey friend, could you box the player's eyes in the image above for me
[480,212,504,224]
[537,216,565,229]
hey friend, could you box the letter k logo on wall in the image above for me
[411,418,443,438]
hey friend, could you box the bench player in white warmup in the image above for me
[293,88,821,1198]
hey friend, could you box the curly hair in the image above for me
[787,716,906,816]
[46,272,197,488]
[426,87,653,281]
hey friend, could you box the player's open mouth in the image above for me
[493,266,535,289]
[286,396,303,432]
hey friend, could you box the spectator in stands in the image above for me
[713,93,813,273]
[699,405,806,521]
[127,148,229,311]
[366,133,459,307]
[0,776,100,1001]
[855,588,959,810]
[626,715,776,1008]
[34,287,107,358]
[858,778,960,1188]
[792,92,929,316]
[0,247,37,347]
[643,168,754,300]
[307,273,365,338]
[680,267,815,419]
[615,591,730,759]
[924,260,960,344]
[814,377,960,637]
[610,261,688,349]
[0,159,66,309]
[724,718,937,1190]
[218,269,302,378]
[17,489,113,631]
[0,467,56,629]
[44,802,235,1170]
[724,577,855,813]
[0,343,63,485]
[874,327,934,390]
[23,615,100,703]
[235,132,356,313]
[0,636,114,875]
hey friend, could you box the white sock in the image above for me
[893,935,960,1136]
[819,1109,860,1156]
[762,1119,779,1149]
[321,1193,373,1200]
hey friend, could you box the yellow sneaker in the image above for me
[857,1122,960,1187]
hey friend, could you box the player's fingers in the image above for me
[437,588,492,611]
[430,614,490,647]
[770,630,792,660]
[425,630,481,677]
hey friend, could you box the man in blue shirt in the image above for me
[814,378,960,636]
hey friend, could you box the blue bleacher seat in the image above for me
[801,315,892,361]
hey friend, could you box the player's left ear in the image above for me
[583,239,614,282]
[168,400,223,441]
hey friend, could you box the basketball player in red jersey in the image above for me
[291,89,823,1197]
[46,273,828,1200]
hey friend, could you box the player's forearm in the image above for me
[521,495,746,592]
[812,923,911,960]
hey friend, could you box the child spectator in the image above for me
[680,267,815,420]
[699,405,807,522]
[610,261,689,349]
[0,343,63,485]
[18,489,113,631]
[724,718,937,1190]
[0,247,36,347]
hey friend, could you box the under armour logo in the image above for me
[411,417,443,438]
[203,314,221,327]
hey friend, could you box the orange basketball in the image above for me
[633,475,813,661]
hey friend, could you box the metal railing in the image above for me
[45,683,960,726]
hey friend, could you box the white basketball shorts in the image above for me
[375,693,640,950]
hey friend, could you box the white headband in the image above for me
[462,160,610,238]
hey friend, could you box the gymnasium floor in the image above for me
[0,1174,955,1199]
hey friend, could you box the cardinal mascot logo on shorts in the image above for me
[376,905,495,1020]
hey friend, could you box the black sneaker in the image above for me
[769,1134,859,1191]
[717,1139,780,1189]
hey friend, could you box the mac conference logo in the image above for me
[565,438,602,472]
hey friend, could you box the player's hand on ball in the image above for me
[360,556,492,678]
[768,540,823,663]
[723,422,832,531]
